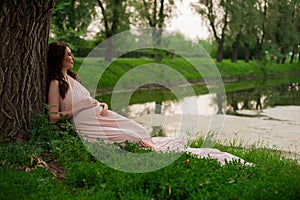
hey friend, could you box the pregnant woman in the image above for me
[47,41,250,166]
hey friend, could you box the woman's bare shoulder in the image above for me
[49,79,59,86]
[49,80,59,92]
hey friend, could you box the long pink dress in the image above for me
[60,75,250,166]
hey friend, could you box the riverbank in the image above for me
[222,106,300,154]
[133,105,300,162]
[73,58,300,92]
[1,105,300,199]
[74,57,300,159]
[1,59,299,199]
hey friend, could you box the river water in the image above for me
[102,76,300,157]
[122,76,300,123]
[97,76,300,158]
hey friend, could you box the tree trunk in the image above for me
[0,0,55,141]
[290,45,297,64]
[105,36,115,62]
[241,92,249,109]
[281,56,286,64]
[230,93,238,112]
[231,45,239,63]
[276,57,281,64]
[153,29,163,62]
[280,48,286,64]
[290,51,295,64]
[256,43,262,61]
[156,0,164,47]
[231,33,241,63]
[216,40,224,62]
[244,43,250,63]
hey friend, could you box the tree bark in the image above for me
[256,44,262,61]
[0,0,55,140]
[290,45,298,64]
[256,0,267,61]
[290,51,295,64]
[97,0,124,61]
[231,44,239,63]
[231,33,241,63]
[216,40,224,62]
[279,48,286,64]
[244,43,250,63]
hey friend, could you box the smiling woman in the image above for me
[62,47,74,70]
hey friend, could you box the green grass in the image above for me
[216,59,300,79]
[72,57,300,109]
[1,113,300,199]
[73,57,300,92]
[1,58,299,199]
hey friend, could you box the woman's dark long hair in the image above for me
[47,41,78,99]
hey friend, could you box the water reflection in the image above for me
[98,77,300,136]
[125,79,300,136]
[125,81,300,118]
[226,81,300,114]
[125,93,220,118]
[226,91,266,113]
[122,94,220,137]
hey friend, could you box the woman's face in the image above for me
[61,47,74,71]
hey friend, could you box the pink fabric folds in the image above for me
[60,75,251,166]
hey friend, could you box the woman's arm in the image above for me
[47,80,98,123]
[48,80,72,123]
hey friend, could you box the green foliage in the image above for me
[74,57,300,91]
[267,0,298,58]
[29,109,94,165]
[95,0,131,39]
[50,0,97,51]
[130,0,175,28]
[226,0,259,48]
[1,130,300,199]
[0,141,43,169]
[121,141,153,153]
[49,0,300,63]
[192,0,300,62]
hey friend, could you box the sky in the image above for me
[167,0,210,41]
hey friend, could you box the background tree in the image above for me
[289,0,300,63]
[226,0,258,62]
[268,0,296,64]
[161,33,207,56]
[192,0,230,62]
[131,0,175,46]
[130,0,175,61]
[50,0,97,50]
[254,0,269,61]
[96,0,131,61]
[0,0,55,140]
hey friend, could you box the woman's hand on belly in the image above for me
[99,102,108,116]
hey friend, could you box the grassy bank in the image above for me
[72,57,300,108]
[73,57,300,92]
[1,59,299,199]
[1,115,300,199]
